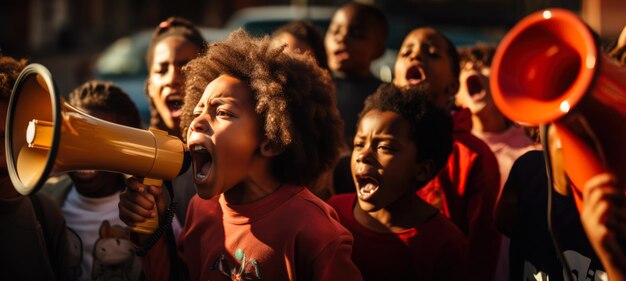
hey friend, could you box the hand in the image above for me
[118,177,167,227]
[581,173,626,281]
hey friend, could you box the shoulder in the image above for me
[286,187,353,237]
[327,193,355,216]
[454,132,497,162]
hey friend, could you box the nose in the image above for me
[355,147,373,164]
[189,115,211,134]
[166,66,184,88]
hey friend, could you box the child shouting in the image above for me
[328,84,468,280]
[119,29,361,281]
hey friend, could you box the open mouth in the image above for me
[405,65,425,85]
[356,174,380,201]
[333,48,350,62]
[465,74,486,101]
[190,144,212,182]
[165,94,184,118]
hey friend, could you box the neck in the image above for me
[353,192,437,233]
[223,157,282,205]
[472,106,509,134]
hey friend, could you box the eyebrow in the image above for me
[208,95,238,107]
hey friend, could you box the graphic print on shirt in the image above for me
[91,220,141,281]
[211,248,261,281]
[523,250,607,281]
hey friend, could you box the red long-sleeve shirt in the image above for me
[141,184,362,281]
[418,108,502,281]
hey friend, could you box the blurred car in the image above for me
[92,5,505,124]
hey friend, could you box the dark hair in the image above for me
[0,56,28,101]
[343,2,389,43]
[145,17,206,68]
[68,81,142,129]
[181,29,345,186]
[360,83,453,183]
[272,20,328,69]
[458,44,497,70]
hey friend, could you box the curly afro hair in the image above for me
[68,80,142,129]
[0,56,28,101]
[360,83,453,184]
[181,29,345,187]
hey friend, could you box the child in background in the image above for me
[270,20,328,69]
[328,84,468,280]
[0,55,74,280]
[456,44,538,187]
[119,29,360,281]
[145,16,206,225]
[393,27,501,281]
[325,2,388,146]
[41,81,143,281]
[325,2,389,195]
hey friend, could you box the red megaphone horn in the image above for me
[490,8,626,210]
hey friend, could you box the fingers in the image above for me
[118,177,160,226]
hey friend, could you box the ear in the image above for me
[415,159,435,183]
[259,138,284,157]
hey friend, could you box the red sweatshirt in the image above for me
[417,107,502,281]
[328,193,469,281]
[141,184,362,281]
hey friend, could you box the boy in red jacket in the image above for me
[393,27,502,280]
[119,29,361,281]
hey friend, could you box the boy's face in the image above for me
[455,62,493,114]
[186,75,263,199]
[148,36,200,132]
[351,110,426,212]
[325,5,383,77]
[394,28,458,109]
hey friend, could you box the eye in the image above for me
[216,109,234,118]
[376,144,395,152]
[353,140,364,149]
[191,111,202,119]
[400,49,411,58]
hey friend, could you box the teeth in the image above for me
[192,145,206,151]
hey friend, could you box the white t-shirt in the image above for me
[62,187,130,281]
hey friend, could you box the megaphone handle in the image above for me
[129,177,162,234]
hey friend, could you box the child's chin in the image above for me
[195,186,218,199]
[357,199,381,213]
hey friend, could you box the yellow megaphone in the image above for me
[6,64,190,234]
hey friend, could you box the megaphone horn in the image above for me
[6,64,190,234]
[490,9,626,210]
